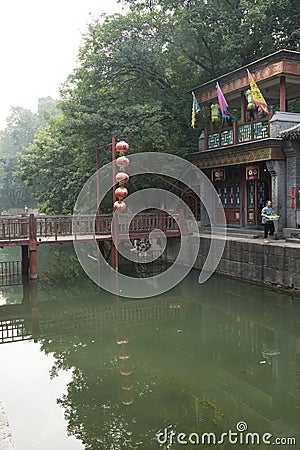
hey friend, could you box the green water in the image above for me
[0,246,300,449]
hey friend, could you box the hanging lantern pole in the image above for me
[111,136,118,271]
[111,139,131,406]
[111,139,130,271]
[96,145,101,215]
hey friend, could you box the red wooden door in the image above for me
[216,182,242,225]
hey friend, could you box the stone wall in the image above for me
[284,140,300,228]
[270,112,300,137]
[266,159,286,230]
[166,235,300,290]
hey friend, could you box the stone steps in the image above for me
[200,226,263,239]
[285,237,300,244]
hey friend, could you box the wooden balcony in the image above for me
[205,118,270,150]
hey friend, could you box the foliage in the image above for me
[119,0,300,73]
[18,113,89,213]
[39,248,91,286]
[0,99,59,211]
[17,0,300,213]
[0,156,32,211]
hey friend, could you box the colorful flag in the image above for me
[216,82,235,119]
[247,69,269,113]
[191,91,200,128]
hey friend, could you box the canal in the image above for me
[0,245,299,449]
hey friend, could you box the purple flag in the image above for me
[216,82,235,119]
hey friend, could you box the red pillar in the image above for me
[111,241,119,271]
[233,121,237,145]
[29,214,38,280]
[96,145,101,216]
[241,90,246,123]
[96,145,101,234]
[204,130,208,150]
[112,136,116,204]
[280,76,286,112]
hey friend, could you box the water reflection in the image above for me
[0,269,299,449]
[0,277,39,344]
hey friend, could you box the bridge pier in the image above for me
[111,243,119,271]
[29,214,38,280]
[30,280,39,342]
[22,275,30,304]
[21,245,29,275]
[29,248,37,280]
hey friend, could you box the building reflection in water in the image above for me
[0,272,299,447]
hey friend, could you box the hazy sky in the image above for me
[0,0,125,130]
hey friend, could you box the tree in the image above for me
[0,99,59,211]
[19,10,196,213]
[0,107,40,211]
[17,0,300,213]
[119,0,300,73]
[0,107,39,156]
[18,114,87,214]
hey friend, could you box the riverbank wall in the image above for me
[166,234,300,291]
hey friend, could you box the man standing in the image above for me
[261,200,275,243]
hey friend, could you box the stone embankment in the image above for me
[166,234,300,291]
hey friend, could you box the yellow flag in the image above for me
[247,69,269,113]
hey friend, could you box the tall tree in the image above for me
[17,0,300,213]
[0,99,58,211]
[119,0,300,74]
[18,114,86,214]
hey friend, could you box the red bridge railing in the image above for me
[73,212,183,238]
[0,216,29,240]
[0,211,185,242]
[36,215,74,238]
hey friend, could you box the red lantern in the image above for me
[116,172,129,183]
[116,141,129,153]
[114,200,127,213]
[116,156,130,168]
[115,187,128,199]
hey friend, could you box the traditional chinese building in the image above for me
[190,49,300,232]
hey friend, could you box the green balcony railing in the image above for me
[206,118,269,149]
